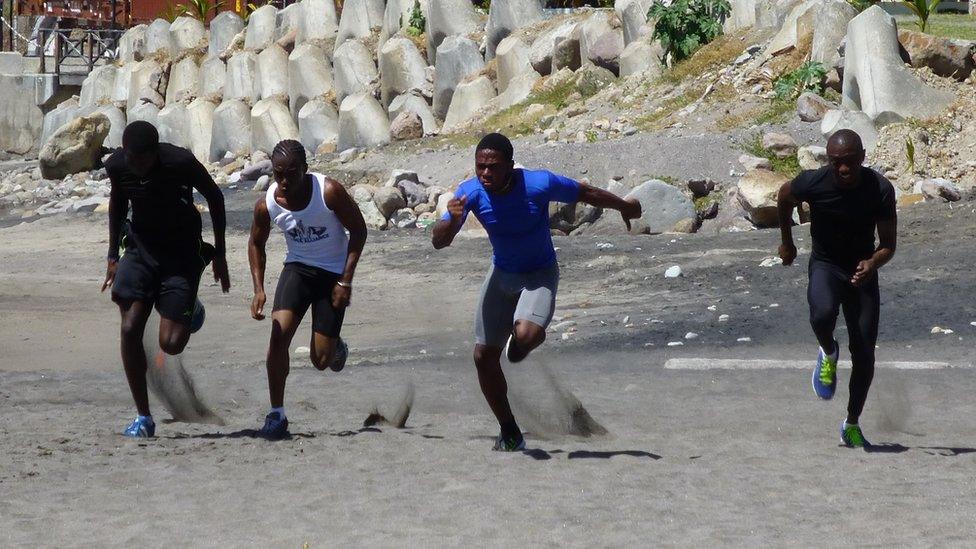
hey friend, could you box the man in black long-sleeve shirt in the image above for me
[101,121,231,438]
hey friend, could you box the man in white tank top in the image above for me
[247,140,367,440]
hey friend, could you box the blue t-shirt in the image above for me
[443,169,581,273]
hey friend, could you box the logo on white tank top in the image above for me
[286,219,331,243]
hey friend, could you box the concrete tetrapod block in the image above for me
[337,92,391,151]
[39,97,80,149]
[186,98,217,164]
[842,6,954,125]
[146,18,174,57]
[111,63,135,105]
[170,16,208,54]
[433,36,484,120]
[225,51,259,104]
[166,56,201,105]
[379,36,429,107]
[820,109,879,152]
[79,104,125,149]
[333,40,379,105]
[485,0,544,60]
[200,55,227,98]
[127,101,161,127]
[245,5,278,52]
[495,35,538,94]
[157,102,192,149]
[810,0,856,68]
[768,0,819,55]
[335,0,385,51]
[209,12,245,57]
[251,97,300,156]
[425,0,483,65]
[616,0,652,46]
[579,11,614,66]
[79,64,117,109]
[619,39,664,78]
[256,44,290,100]
[298,0,340,45]
[442,75,495,133]
[211,99,252,161]
[380,0,428,48]
[298,98,340,154]
[119,24,148,63]
[126,60,168,113]
[288,44,334,120]
[528,19,579,75]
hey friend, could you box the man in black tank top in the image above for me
[776,129,897,448]
[248,140,367,440]
[101,121,231,438]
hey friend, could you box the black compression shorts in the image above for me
[272,262,345,337]
[111,232,213,324]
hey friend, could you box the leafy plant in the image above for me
[847,0,879,12]
[242,2,259,23]
[648,0,732,62]
[585,130,598,143]
[181,0,226,20]
[404,0,425,37]
[773,61,827,100]
[160,1,183,22]
[905,137,916,173]
[902,0,943,32]
[742,134,801,177]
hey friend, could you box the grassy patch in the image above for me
[742,134,801,178]
[661,31,750,84]
[694,194,720,211]
[895,14,976,40]
[715,99,795,131]
[634,87,703,129]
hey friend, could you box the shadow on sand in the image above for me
[860,443,976,456]
[520,448,662,461]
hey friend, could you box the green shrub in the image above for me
[847,0,879,12]
[405,0,425,36]
[648,0,732,62]
[773,61,827,100]
[902,0,943,32]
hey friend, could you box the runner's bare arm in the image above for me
[248,198,272,320]
[576,184,641,231]
[102,177,129,291]
[324,178,367,309]
[776,181,798,266]
[852,216,897,286]
[189,159,230,292]
[431,195,467,249]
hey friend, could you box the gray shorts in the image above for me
[474,263,559,348]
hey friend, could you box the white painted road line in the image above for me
[663,359,967,370]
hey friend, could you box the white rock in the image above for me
[244,5,278,51]
[426,0,483,65]
[298,98,340,154]
[186,98,216,164]
[288,44,334,119]
[225,51,260,104]
[165,56,200,105]
[298,0,340,44]
[389,92,439,136]
[157,103,191,148]
[126,101,160,127]
[625,179,697,234]
[442,75,495,132]
[379,36,429,107]
[251,98,300,156]
[664,265,682,278]
[495,35,539,94]
[256,44,289,99]
[169,16,207,54]
[79,65,117,110]
[820,109,879,152]
[619,40,663,78]
[528,19,578,75]
[209,11,245,57]
[485,0,544,60]
[145,18,174,57]
[616,0,652,46]
[336,0,385,51]
[211,99,252,161]
[118,24,148,63]
[200,55,227,98]
[333,40,379,106]
[433,36,485,119]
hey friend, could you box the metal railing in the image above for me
[36,26,121,77]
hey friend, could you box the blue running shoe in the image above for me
[259,412,289,440]
[841,421,870,448]
[492,431,526,452]
[812,340,839,400]
[189,298,206,334]
[123,416,156,438]
[329,338,348,372]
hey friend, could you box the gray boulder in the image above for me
[736,169,790,227]
[333,40,380,105]
[209,12,245,57]
[588,29,625,76]
[298,98,340,154]
[898,29,976,80]
[811,0,856,68]
[842,6,953,125]
[426,0,483,65]
[40,98,80,147]
[126,59,168,113]
[768,0,818,55]
[79,104,125,149]
[615,0,652,46]
[796,91,833,122]
[820,109,879,152]
[211,99,252,160]
[389,92,439,136]
[433,36,485,119]
[797,145,828,170]
[725,0,758,31]
[551,32,583,72]
[337,92,391,150]
[486,0,544,60]
[915,178,962,202]
[396,178,428,207]
[186,98,216,164]
[288,44,334,119]
[379,36,430,107]
[762,132,798,158]
[360,200,388,229]
[251,97,300,156]
[390,110,424,140]
[624,180,697,234]
[373,186,407,218]
[619,40,663,78]
[39,114,110,180]
[157,102,191,149]
[529,20,578,75]
[579,11,615,66]
[127,101,160,127]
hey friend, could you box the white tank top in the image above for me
[266,173,349,275]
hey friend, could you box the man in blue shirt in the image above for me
[432,133,641,451]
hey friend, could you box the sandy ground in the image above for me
[3,195,976,546]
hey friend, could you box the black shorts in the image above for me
[111,233,212,325]
[272,262,345,337]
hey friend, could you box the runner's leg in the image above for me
[473,266,519,426]
[118,299,154,416]
[807,259,844,353]
[842,274,880,424]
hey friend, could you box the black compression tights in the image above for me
[807,259,880,423]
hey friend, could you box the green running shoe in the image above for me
[492,431,526,452]
[841,421,870,448]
